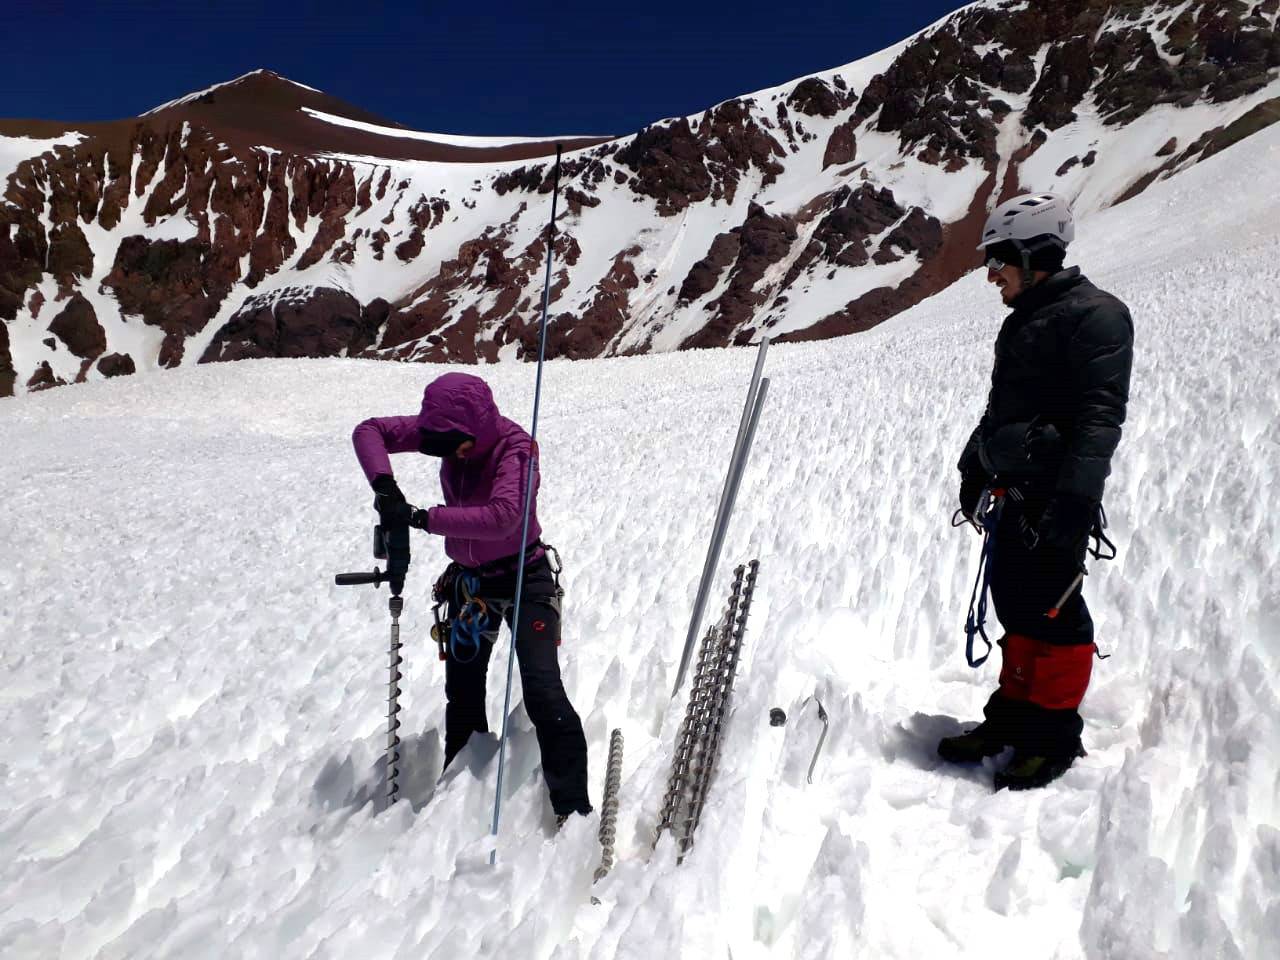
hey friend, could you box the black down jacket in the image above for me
[958,267,1134,502]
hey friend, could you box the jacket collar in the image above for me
[1008,266,1085,315]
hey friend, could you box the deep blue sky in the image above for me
[3,1,970,136]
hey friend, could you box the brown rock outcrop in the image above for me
[1024,36,1095,130]
[787,77,842,118]
[538,247,642,360]
[246,153,298,287]
[296,163,360,269]
[97,352,137,378]
[48,294,106,359]
[855,24,1000,166]
[822,118,858,169]
[677,232,741,305]
[682,203,797,349]
[615,99,785,215]
[0,320,15,397]
[615,119,714,215]
[27,360,66,391]
[104,235,229,367]
[393,195,450,263]
[786,185,908,284]
[0,211,48,321]
[201,287,380,361]
[48,223,95,286]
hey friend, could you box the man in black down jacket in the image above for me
[939,192,1134,790]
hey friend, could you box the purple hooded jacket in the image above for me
[352,373,542,569]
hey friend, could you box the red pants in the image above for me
[996,633,1093,710]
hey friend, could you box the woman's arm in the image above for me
[352,416,421,484]
[427,441,539,540]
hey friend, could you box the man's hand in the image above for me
[1039,494,1098,553]
[959,473,985,524]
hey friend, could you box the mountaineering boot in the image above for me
[937,722,1008,763]
[993,743,1086,791]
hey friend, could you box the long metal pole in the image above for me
[672,340,769,698]
[490,145,563,864]
[672,370,770,698]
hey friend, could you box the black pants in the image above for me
[442,555,591,816]
[988,494,1094,647]
[983,494,1095,756]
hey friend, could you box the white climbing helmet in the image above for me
[976,192,1075,250]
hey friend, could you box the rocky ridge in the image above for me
[2,0,1278,396]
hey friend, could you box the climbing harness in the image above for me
[958,487,1119,668]
[430,542,565,663]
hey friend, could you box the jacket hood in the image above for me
[417,373,501,455]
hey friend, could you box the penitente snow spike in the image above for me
[594,729,624,883]
[490,143,564,866]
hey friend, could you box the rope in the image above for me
[963,487,1004,668]
[449,572,490,664]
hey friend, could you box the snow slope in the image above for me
[301,107,607,147]
[1,115,1277,959]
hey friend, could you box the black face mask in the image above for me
[419,428,474,457]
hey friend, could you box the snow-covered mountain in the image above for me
[2,0,1279,398]
[2,78,1278,960]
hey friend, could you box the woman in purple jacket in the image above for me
[352,372,591,820]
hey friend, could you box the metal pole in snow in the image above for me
[490,144,563,865]
[672,355,770,701]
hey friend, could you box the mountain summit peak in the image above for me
[140,69,380,124]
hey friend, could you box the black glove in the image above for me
[1038,494,1098,553]
[371,474,413,528]
[409,507,431,533]
[958,473,985,522]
